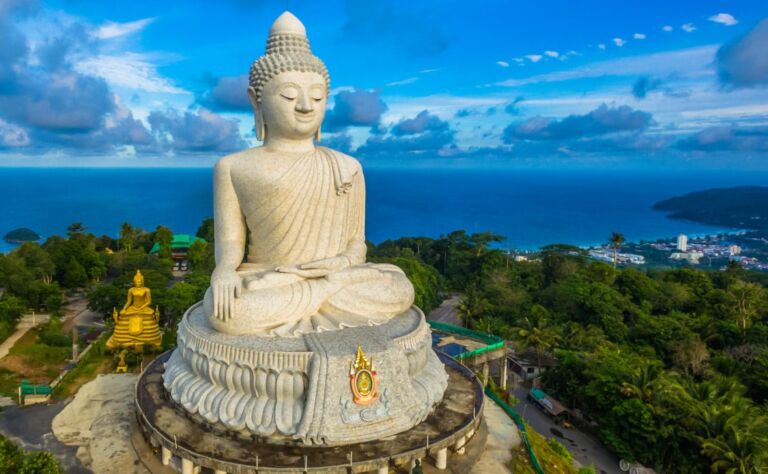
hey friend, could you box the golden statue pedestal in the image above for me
[107,270,162,350]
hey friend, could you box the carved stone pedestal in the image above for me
[163,302,448,446]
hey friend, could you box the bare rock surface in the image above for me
[52,373,148,474]
[471,398,520,473]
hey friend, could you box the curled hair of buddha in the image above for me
[248,12,330,104]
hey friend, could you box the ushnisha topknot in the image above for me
[249,11,330,104]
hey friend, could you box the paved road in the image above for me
[512,387,622,474]
[0,401,90,473]
[427,295,462,326]
[62,294,104,334]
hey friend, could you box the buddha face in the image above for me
[252,71,327,141]
[133,273,144,288]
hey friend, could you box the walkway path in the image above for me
[472,398,521,473]
[0,313,50,360]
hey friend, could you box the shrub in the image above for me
[547,438,573,462]
[0,435,61,473]
[38,317,71,347]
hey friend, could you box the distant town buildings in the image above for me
[729,244,742,256]
[677,233,688,251]
[670,251,704,264]
[588,249,646,265]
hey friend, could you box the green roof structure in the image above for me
[150,234,205,254]
[529,388,547,401]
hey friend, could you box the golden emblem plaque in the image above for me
[349,345,378,405]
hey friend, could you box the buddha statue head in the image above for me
[247,12,330,143]
[133,270,144,288]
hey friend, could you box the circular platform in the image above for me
[162,304,449,445]
[136,351,484,473]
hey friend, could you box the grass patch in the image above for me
[1,329,70,378]
[509,421,577,474]
[0,328,72,399]
[52,333,112,399]
[0,367,21,400]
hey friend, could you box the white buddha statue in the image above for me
[203,11,414,337]
[163,12,448,444]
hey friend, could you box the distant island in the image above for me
[653,186,768,231]
[3,228,40,243]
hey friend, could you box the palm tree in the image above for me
[476,316,504,336]
[507,304,560,366]
[660,375,768,471]
[456,288,489,328]
[620,360,663,402]
[662,376,746,437]
[609,231,625,269]
[701,416,768,473]
[727,280,764,338]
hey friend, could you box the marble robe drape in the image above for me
[205,147,414,336]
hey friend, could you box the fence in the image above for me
[427,320,505,359]
[428,320,544,474]
[485,387,545,474]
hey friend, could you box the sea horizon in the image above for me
[2,166,767,253]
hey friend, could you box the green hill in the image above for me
[653,186,768,231]
[3,228,41,243]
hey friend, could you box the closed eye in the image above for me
[280,87,299,101]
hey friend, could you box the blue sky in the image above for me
[0,0,767,168]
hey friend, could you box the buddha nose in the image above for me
[296,93,314,113]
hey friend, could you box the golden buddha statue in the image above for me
[107,270,161,349]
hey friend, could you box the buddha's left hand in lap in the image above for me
[276,255,350,279]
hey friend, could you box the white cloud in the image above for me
[419,68,439,74]
[386,77,418,86]
[612,37,626,47]
[512,58,525,65]
[544,51,559,58]
[384,94,503,122]
[708,13,738,26]
[76,53,188,94]
[598,43,606,50]
[681,104,768,119]
[633,33,646,40]
[497,45,718,87]
[0,119,30,147]
[496,60,510,67]
[525,54,543,63]
[95,18,155,39]
[663,25,674,32]
[682,23,697,33]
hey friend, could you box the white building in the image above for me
[670,251,703,264]
[728,245,742,256]
[677,234,688,252]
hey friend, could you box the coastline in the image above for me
[1,167,767,255]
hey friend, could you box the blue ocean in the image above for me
[1,167,767,253]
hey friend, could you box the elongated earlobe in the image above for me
[315,127,321,142]
[256,108,266,142]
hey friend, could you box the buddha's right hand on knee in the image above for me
[211,270,242,321]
